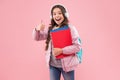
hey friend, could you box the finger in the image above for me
[41,20,43,24]
[41,20,45,25]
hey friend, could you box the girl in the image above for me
[33,4,81,80]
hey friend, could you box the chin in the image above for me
[55,22,60,25]
[57,22,62,25]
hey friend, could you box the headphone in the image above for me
[50,4,69,19]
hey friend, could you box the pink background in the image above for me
[0,0,120,80]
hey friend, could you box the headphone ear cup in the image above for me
[65,12,69,18]
[50,15,52,19]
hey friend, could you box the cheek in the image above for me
[53,16,56,21]
[52,15,56,18]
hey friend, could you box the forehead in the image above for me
[53,8,62,13]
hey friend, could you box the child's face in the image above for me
[52,8,64,26]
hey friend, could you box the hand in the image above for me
[53,48,63,56]
[36,20,45,31]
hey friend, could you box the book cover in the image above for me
[50,26,73,59]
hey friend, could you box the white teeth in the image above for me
[56,18,61,21]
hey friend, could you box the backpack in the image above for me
[76,38,83,63]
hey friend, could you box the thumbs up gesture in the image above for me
[36,20,45,31]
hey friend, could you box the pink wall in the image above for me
[0,0,120,80]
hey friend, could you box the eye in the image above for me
[53,13,56,16]
[58,12,62,15]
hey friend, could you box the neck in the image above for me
[56,24,61,27]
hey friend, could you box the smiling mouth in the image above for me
[55,18,61,21]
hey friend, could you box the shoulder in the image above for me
[68,24,79,37]
[68,24,75,29]
[68,24,78,32]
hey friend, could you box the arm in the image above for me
[32,25,48,41]
[62,25,82,54]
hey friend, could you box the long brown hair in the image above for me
[45,4,69,50]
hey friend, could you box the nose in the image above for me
[55,14,59,17]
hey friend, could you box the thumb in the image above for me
[41,20,44,25]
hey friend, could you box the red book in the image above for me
[50,26,73,59]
